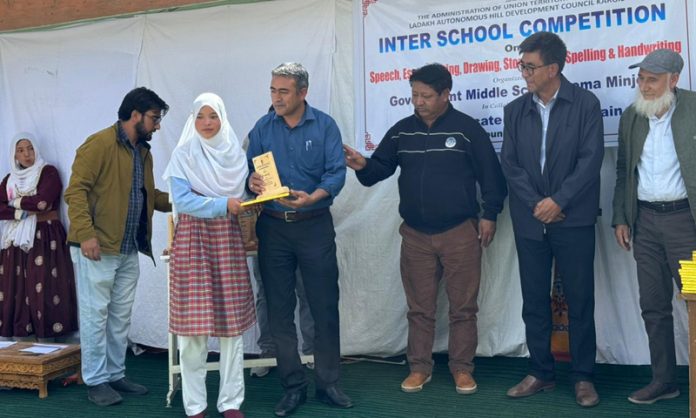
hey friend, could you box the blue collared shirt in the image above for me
[247,103,346,212]
[117,121,145,255]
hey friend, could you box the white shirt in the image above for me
[533,89,559,172]
[636,103,688,202]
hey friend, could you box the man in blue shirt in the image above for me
[247,62,350,417]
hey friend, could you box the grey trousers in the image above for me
[633,205,696,385]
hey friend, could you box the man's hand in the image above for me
[548,213,566,223]
[81,237,101,261]
[534,197,562,224]
[343,144,367,171]
[478,219,497,248]
[248,172,265,195]
[227,198,243,216]
[278,190,313,209]
[614,224,632,251]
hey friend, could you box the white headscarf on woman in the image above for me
[162,93,248,216]
[1,133,47,251]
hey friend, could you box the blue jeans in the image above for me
[71,247,140,386]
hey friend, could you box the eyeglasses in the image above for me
[517,62,552,75]
[143,112,163,125]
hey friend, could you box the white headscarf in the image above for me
[162,93,249,214]
[1,133,47,251]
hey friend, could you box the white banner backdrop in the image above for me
[0,0,695,367]
[354,0,692,153]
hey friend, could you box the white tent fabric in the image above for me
[0,0,693,365]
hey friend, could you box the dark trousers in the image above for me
[633,206,696,385]
[514,225,596,383]
[256,211,340,393]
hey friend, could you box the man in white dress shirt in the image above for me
[612,48,696,405]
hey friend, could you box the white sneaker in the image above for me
[250,366,270,377]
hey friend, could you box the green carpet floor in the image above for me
[0,352,688,417]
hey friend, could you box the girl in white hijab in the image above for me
[163,93,255,418]
[163,93,248,215]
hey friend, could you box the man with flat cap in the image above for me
[612,48,696,405]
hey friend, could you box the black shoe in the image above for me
[87,383,123,406]
[274,391,307,417]
[109,377,149,395]
[316,386,353,408]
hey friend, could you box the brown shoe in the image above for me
[507,375,555,398]
[575,381,599,407]
[454,371,477,395]
[628,382,680,404]
[400,372,431,393]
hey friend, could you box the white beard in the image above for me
[633,88,675,118]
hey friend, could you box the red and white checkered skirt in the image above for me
[169,213,256,337]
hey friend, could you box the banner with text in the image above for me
[354,0,691,154]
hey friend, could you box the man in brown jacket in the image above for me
[65,87,171,406]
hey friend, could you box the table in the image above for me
[0,343,81,398]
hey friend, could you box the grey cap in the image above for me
[628,49,683,74]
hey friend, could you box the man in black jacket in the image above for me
[501,31,604,407]
[344,63,507,396]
